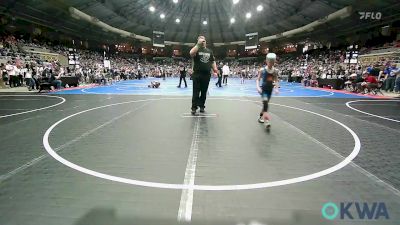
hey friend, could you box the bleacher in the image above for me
[359,50,400,67]
[368,47,400,55]
[22,44,51,53]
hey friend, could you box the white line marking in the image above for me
[181,113,218,118]
[79,83,336,98]
[0,154,47,182]
[0,103,148,183]
[343,115,375,118]
[182,115,217,118]
[348,103,400,106]
[0,99,44,101]
[43,97,361,191]
[0,109,37,111]
[182,113,217,116]
[0,109,64,112]
[0,114,45,129]
[271,86,335,98]
[346,100,400,123]
[272,112,400,197]
[178,117,201,222]
[0,95,66,118]
[311,101,400,134]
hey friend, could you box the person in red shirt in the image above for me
[365,74,378,84]
[361,73,378,93]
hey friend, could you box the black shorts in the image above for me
[261,82,273,100]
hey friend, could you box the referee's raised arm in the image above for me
[190,36,205,57]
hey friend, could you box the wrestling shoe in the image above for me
[265,120,271,129]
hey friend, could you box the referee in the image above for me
[189,35,218,115]
[177,62,187,88]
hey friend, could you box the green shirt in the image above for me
[192,47,215,74]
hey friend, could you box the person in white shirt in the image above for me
[222,63,230,85]
[0,63,6,88]
[321,71,327,79]
[24,64,35,91]
[15,63,23,87]
[19,66,26,87]
[6,61,16,88]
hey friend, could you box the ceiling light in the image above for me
[257,5,263,11]
[233,0,240,4]
[149,6,155,12]
[203,20,208,25]
[160,13,165,19]
[230,18,235,24]
[176,18,180,23]
[173,0,178,3]
[246,12,251,19]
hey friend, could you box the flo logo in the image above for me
[321,202,390,220]
[359,12,382,20]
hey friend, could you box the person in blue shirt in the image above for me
[384,64,398,92]
[394,65,400,93]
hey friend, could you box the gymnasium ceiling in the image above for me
[1,0,400,45]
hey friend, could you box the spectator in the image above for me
[362,72,379,93]
[32,65,40,90]
[310,71,318,87]
[5,61,17,87]
[222,63,230,85]
[24,64,35,91]
[0,63,6,88]
[355,72,367,92]
[16,61,24,86]
[395,67,400,94]
[384,64,398,92]
[177,62,188,88]
[49,67,63,90]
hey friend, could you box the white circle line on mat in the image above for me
[346,100,400,123]
[81,86,335,98]
[43,97,360,191]
[0,95,66,118]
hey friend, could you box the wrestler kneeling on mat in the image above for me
[256,53,279,129]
